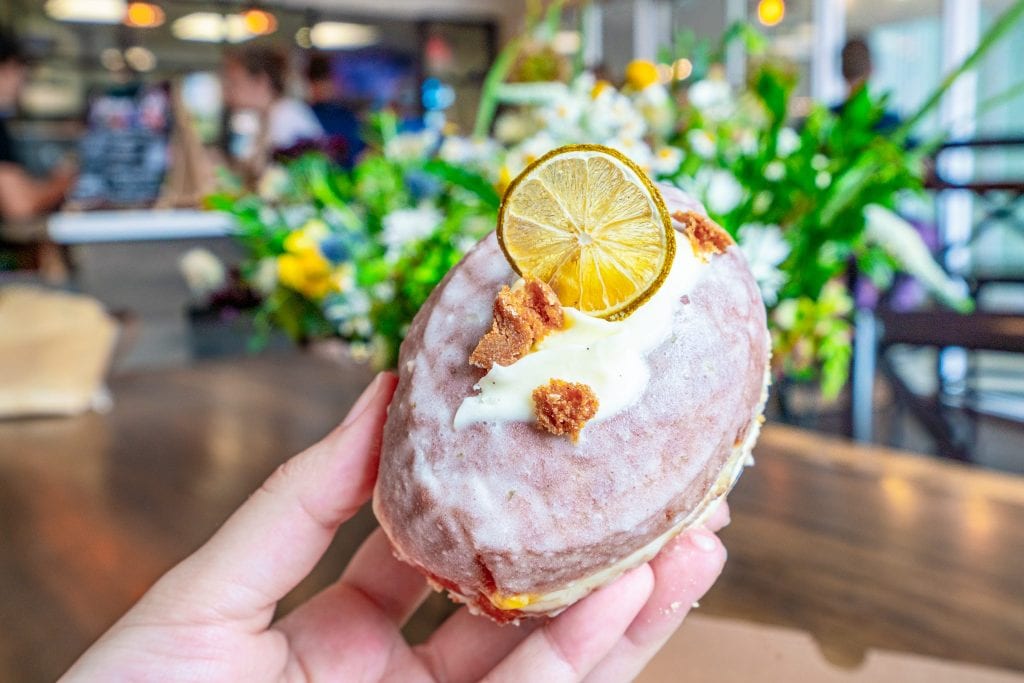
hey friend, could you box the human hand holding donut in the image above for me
[62,373,727,683]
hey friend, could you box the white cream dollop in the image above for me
[453,242,706,430]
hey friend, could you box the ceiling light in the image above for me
[172,12,225,42]
[125,45,156,72]
[295,26,312,49]
[757,0,785,27]
[309,22,379,50]
[172,12,254,43]
[242,8,277,36]
[125,2,164,28]
[45,0,126,24]
[224,15,256,42]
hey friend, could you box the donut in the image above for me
[373,183,771,622]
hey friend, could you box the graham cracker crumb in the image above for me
[672,211,734,261]
[531,379,599,442]
[470,278,563,370]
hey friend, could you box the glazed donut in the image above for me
[373,184,770,622]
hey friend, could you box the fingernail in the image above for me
[341,373,384,428]
[688,528,719,553]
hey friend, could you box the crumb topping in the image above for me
[531,379,599,442]
[672,210,734,261]
[470,278,563,370]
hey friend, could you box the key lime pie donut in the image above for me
[374,145,770,622]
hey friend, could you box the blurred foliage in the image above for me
[208,115,497,368]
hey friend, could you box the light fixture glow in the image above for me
[172,12,255,43]
[757,0,785,27]
[295,26,312,49]
[172,12,226,42]
[242,8,277,36]
[125,2,164,28]
[45,0,126,24]
[125,45,156,71]
[224,15,256,42]
[309,22,379,50]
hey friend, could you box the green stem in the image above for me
[572,1,589,79]
[472,0,565,139]
[895,0,1024,143]
[473,36,523,138]
[976,78,1024,119]
[906,78,1024,159]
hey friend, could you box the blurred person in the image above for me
[0,28,75,223]
[306,52,364,166]
[60,373,729,681]
[840,37,873,94]
[836,36,901,132]
[222,44,323,177]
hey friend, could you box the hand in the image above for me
[51,159,78,194]
[62,373,728,682]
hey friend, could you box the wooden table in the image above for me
[1,353,1022,682]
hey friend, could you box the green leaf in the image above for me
[422,159,501,209]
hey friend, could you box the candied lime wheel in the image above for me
[497,144,675,320]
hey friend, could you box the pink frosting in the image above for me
[374,187,769,603]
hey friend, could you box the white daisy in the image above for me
[651,146,684,176]
[737,224,790,305]
[381,204,443,259]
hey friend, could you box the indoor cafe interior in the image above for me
[1,0,1022,681]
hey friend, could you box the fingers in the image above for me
[150,372,397,627]
[582,528,727,683]
[415,503,731,683]
[704,500,731,533]
[336,528,431,625]
[413,606,540,683]
[481,565,654,683]
[273,531,426,682]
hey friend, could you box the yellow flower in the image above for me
[277,249,336,300]
[625,60,659,90]
[283,231,315,255]
[283,220,329,255]
[497,165,512,195]
[591,79,612,99]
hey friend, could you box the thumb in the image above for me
[145,372,397,628]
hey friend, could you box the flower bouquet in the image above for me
[207,1,1024,393]
[469,9,1023,397]
[206,114,499,368]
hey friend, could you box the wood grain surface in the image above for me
[0,352,1021,681]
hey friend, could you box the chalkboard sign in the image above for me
[71,83,171,208]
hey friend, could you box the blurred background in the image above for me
[2,2,1024,681]
[6,0,1019,465]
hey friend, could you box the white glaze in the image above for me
[453,242,707,431]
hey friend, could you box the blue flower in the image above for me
[405,170,441,202]
[318,234,351,264]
